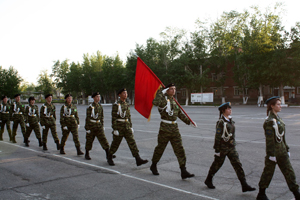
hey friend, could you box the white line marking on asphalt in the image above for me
[1,141,219,200]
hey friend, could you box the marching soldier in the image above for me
[204,102,255,192]
[150,83,196,179]
[0,96,12,141]
[10,94,26,143]
[40,94,60,150]
[107,88,148,166]
[84,92,111,161]
[24,96,42,147]
[256,97,300,200]
[60,94,83,155]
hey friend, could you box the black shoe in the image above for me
[60,147,66,154]
[11,137,17,143]
[38,138,43,147]
[256,193,269,200]
[150,163,159,175]
[43,143,48,150]
[76,146,84,155]
[180,166,195,179]
[204,174,215,189]
[293,190,300,200]
[135,154,148,166]
[24,138,29,147]
[241,180,256,192]
[56,141,61,150]
[107,154,115,166]
[85,150,91,160]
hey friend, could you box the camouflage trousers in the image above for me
[12,119,26,138]
[60,126,80,147]
[85,128,109,151]
[152,129,186,168]
[258,153,299,192]
[208,147,245,181]
[42,124,59,144]
[0,119,12,139]
[109,128,139,157]
[25,122,41,139]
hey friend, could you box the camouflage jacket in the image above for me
[112,100,132,130]
[85,102,104,131]
[10,101,25,121]
[24,104,39,124]
[40,102,56,126]
[263,112,289,157]
[0,102,11,121]
[60,103,79,128]
[214,116,236,153]
[152,88,190,133]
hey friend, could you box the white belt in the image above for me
[14,112,23,114]
[117,119,128,122]
[161,119,177,124]
[1,112,9,114]
[90,119,101,123]
[64,115,74,117]
[45,115,53,118]
[28,114,37,117]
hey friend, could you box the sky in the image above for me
[0,0,299,84]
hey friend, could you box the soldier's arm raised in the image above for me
[152,88,167,107]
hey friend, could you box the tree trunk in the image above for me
[185,88,189,106]
[280,84,285,104]
[257,84,263,106]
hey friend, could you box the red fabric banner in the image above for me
[134,57,161,120]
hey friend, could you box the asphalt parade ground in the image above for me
[0,104,299,200]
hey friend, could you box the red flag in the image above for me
[134,57,161,120]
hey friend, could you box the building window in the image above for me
[211,73,216,81]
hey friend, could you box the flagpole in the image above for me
[137,57,196,126]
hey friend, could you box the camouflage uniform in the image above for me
[258,112,299,192]
[24,104,41,140]
[85,102,109,151]
[10,101,26,142]
[0,102,12,140]
[109,99,139,157]
[40,102,59,144]
[151,88,191,168]
[60,103,81,148]
[208,116,246,181]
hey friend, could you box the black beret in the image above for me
[64,94,72,99]
[218,102,231,111]
[45,94,53,98]
[14,94,20,98]
[165,83,175,88]
[28,96,35,102]
[92,92,100,98]
[2,95,7,100]
[117,88,127,95]
[265,96,280,105]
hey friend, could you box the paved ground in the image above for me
[0,103,299,200]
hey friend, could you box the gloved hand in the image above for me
[86,130,91,134]
[288,152,290,157]
[26,123,30,127]
[162,88,169,95]
[131,128,134,133]
[215,152,220,157]
[191,121,197,128]
[78,125,80,129]
[41,126,46,130]
[269,156,277,162]
[113,130,119,136]
[63,126,68,130]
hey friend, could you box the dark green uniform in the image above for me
[151,88,191,168]
[24,104,41,140]
[0,102,12,140]
[60,103,81,148]
[258,112,299,192]
[10,101,26,141]
[85,102,109,151]
[109,100,139,157]
[40,102,59,144]
[208,116,246,181]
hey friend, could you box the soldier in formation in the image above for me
[10,94,26,143]
[0,96,12,141]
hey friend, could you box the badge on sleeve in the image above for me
[217,128,222,134]
[266,129,272,135]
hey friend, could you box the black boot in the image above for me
[24,138,29,147]
[8,131,12,141]
[85,150,91,160]
[43,143,48,150]
[56,141,61,150]
[150,162,159,175]
[180,166,195,179]
[204,173,215,189]
[256,188,269,200]
[107,154,115,166]
[38,138,43,147]
[60,146,66,154]
[76,146,84,155]
[293,190,300,200]
[11,136,17,143]
[0,134,3,141]
[135,154,148,166]
[240,179,256,192]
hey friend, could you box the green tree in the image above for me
[36,70,54,96]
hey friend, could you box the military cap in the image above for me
[45,94,53,98]
[92,92,100,98]
[64,94,72,99]
[28,96,35,103]
[117,88,127,95]
[14,94,20,98]
[265,96,280,105]
[165,83,175,88]
[2,95,7,100]
[218,102,231,111]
